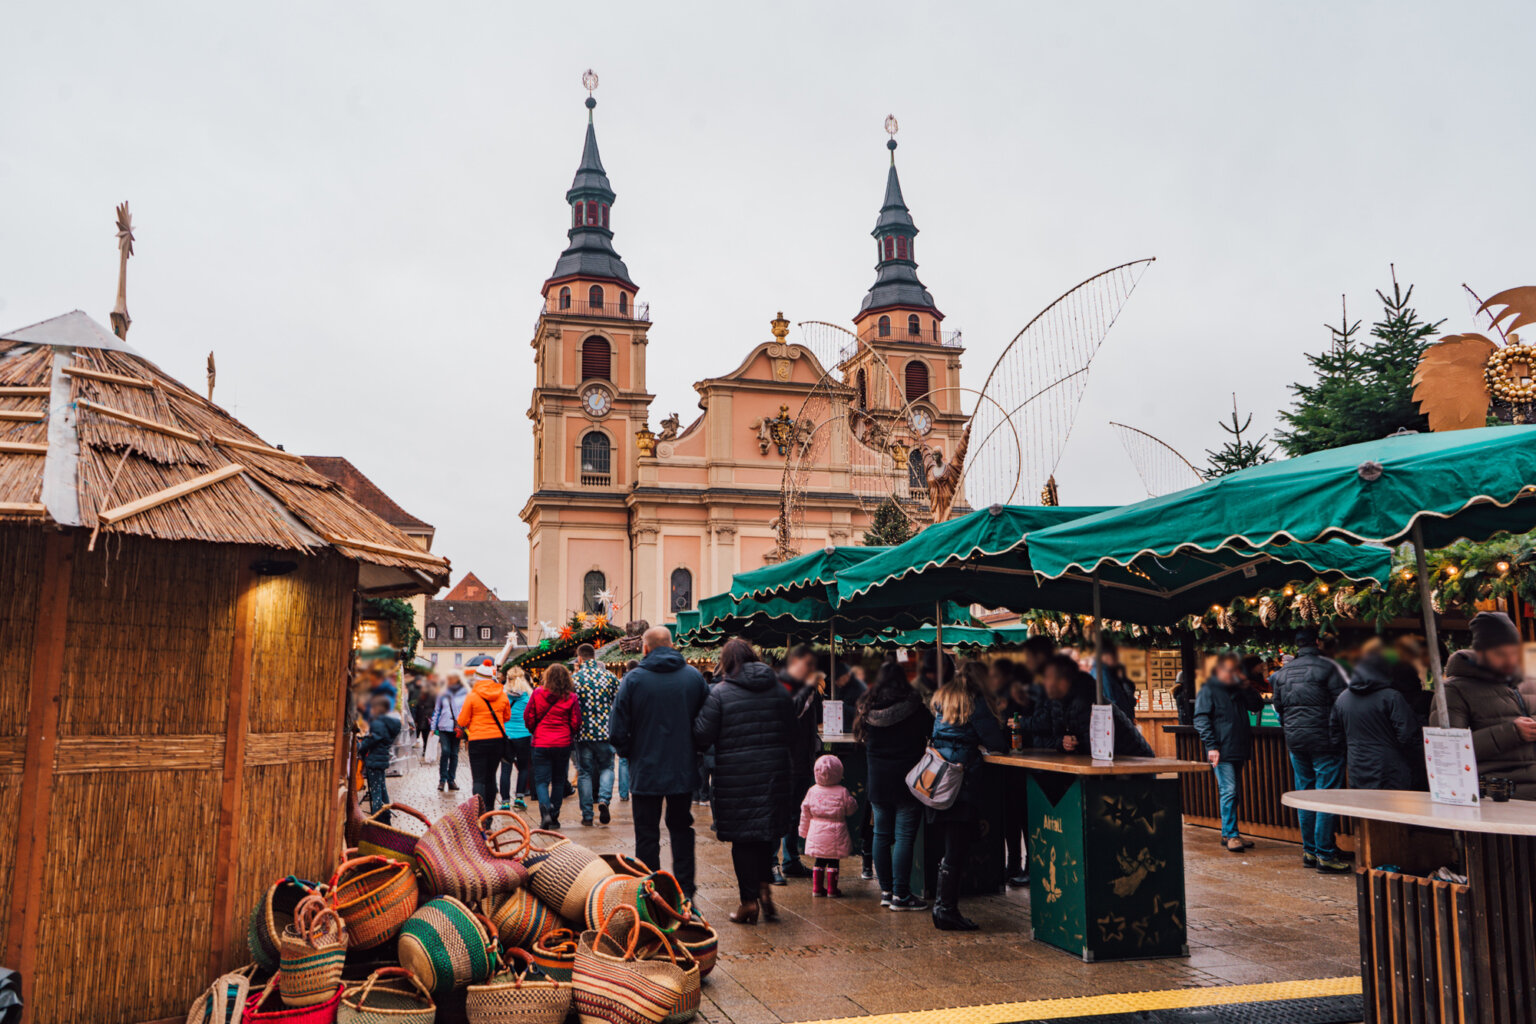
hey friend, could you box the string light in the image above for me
[1444,564,1459,577]
[1498,560,1512,574]
[1318,583,1329,593]
[1283,586,1295,596]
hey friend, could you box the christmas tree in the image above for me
[863,497,914,546]
[1204,395,1274,478]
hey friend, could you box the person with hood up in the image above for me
[357,694,401,823]
[775,645,821,883]
[693,637,794,925]
[609,627,710,898]
[432,674,469,791]
[855,658,934,911]
[457,661,513,813]
[1444,611,1536,799]
[1329,648,1420,795]
[1193,653,1265,852]
[1269,629,1350,871]
[799,754,860,898]
[524,663,582,828]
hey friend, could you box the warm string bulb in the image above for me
[1498,561,1512,573]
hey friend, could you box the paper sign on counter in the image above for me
[823,700,844,737]
[1423,727,1479,806]
[1089,703,1115,761]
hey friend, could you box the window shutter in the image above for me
[905,360,930,400]
[581,339,611,381]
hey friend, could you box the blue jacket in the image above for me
[608,648,710,796]
[930,696,1010,771]
[504,690,532,741]
[432,684,467,733]
[358,714,400,770]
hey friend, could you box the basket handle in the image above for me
[630,918,684,966]
[526,829,571,852]
[356,966,433,1007]
[535,928,579,956]
[501,947,535,987]
[479,810,532,860]
[641,873,690,931]
[472,910,502,972]
[295,894,346,945]
[365,802,432,829]
[325,853,400,892]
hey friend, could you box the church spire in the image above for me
[859,115,938,318]
[546,70,634,290]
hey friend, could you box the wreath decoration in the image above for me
[1484,343,1536,405]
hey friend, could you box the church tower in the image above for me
[521,72,651,628]
[844,117,967,499]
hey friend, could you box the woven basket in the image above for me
[249,877,321,972]
[280,894,349,1008]
[398,896,501,999]
[416,800,530,904]
[599,853,649,878]
[466,948,571,1024]
[329,855,420,950]
[187,964,257,1024]
[583,875,642,931]
[528,929,578,983]
[670,918,717,979]
[636,872,690,935]
[484,888,565,951]
[572,907,699,1024]
[338,966,436,1024]
[245,975,345,1023]
[525,831,612,921]
[356,804,433,870]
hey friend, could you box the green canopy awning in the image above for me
[840,624,1039,649]
[729,545,890,602]
[677,589,971,648]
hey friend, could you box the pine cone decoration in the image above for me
[1332,587,1354,618]
[1293,593,1320,623]
[1258,596,1277,627]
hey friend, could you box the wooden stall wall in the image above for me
[0,523,43,964]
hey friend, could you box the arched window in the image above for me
[907,314,921,336]
[896,237,909,261]
[580,431,612,485]
[583,570,607,613]
[558,286,571,310]
[588,285,604,311]
[904,360,930,401]
[856,369,868,411]
[580,337,611,381]
[931,319,940,342]
[670,568,693,612]
[882,236,895,260]
[878,315,891,338]
[618,292,629,316]
[909,447,928,495]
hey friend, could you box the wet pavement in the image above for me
[387,742,1359,1024]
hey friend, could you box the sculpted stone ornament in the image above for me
[752,404,805,456]
[656,413,681,442]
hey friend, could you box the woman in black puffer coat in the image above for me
[693,637,794,925]
[855,658,934,912]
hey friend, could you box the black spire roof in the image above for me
[859,138,939,317]
[547,97,634,288]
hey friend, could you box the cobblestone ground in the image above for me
[387,743,1358,1024]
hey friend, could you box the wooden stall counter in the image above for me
[1166,724,1322,844]
[1284,790,1536,1024]
[985,749,1207,962]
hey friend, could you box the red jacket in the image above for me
[524,688,581,748]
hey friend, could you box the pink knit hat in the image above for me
[813,753,844,786]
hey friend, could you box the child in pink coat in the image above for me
[799,754,860,897]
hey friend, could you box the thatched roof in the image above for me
[0,310,449,594]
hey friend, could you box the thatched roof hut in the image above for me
[0,310,449,1024]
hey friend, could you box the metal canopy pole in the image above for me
[1092,570,1106,704]
[935,602,945,691]
[829,617,837,704]
[1412,521,1450,727]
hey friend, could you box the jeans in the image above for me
[467,738,504,812]
[871,801,922,899]
[730,840,774,903]
[532,745,573,823]
[1213,759,1245,839]
[500,736,532,801]
[633,792,696,897]
[364,766,390,823]
[577,741,616,821]
[437,731,460,786]
[618,758,630,799]
[1289,751,1345,857]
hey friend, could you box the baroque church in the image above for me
[521,91,968,629]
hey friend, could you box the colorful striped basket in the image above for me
[338,966,436,1024]
[186,964,257,1024]
[670,918,717,979]
[397,896,501,999]
[525,831,613,921]
[528,929,579,983]
[279,893,349,1008]
[245,974,345,1023]
[636,872,690,935]
[599,853,649,878]
[329,855,420,950]
[249,876,321,972]
[583,874,642,931]
[356,803,433,870]
[485,888,565,951]
[466,948,572,1024]
[416,800,530,904]
[572,906,699,1024]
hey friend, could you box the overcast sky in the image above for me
[4,2,1532,598]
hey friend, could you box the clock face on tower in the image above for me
[909,408,933,436]
[581,385,612,418]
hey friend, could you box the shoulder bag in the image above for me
[905,745,965,810]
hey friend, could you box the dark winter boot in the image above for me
[759,882,780,922]
[827,866,843,898]
[812,866,827,897]
[931,862,978,931]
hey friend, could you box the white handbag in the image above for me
[905,745,965,809]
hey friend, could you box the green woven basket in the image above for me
[397,896,500,999]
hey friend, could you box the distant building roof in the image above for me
[444,571,496,602]
[302,456,434,538]
[423,597,528,648]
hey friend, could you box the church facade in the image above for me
[520,95,968,629]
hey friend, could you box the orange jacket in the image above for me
[458,678,513,741]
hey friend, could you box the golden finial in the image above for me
[111,201,134,340]
[770,311,790,342]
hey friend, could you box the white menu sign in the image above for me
[1090,703,1115,761]
[823,700,844,737]
[1424,727,1479,806]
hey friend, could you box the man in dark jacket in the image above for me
[1043,656,1152,757]
[1269,629,1350,871]
[1330,652,1420,791]
[776,645,820,880]
[356,694,401,824]
[1092,645,1137,721]
[1444,611,1536,799]
[1194,654,1264,852]
[608,627,711,897]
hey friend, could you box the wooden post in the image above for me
[5,528,75,1011]
[325,576,363,858]
[207,561,256,978]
